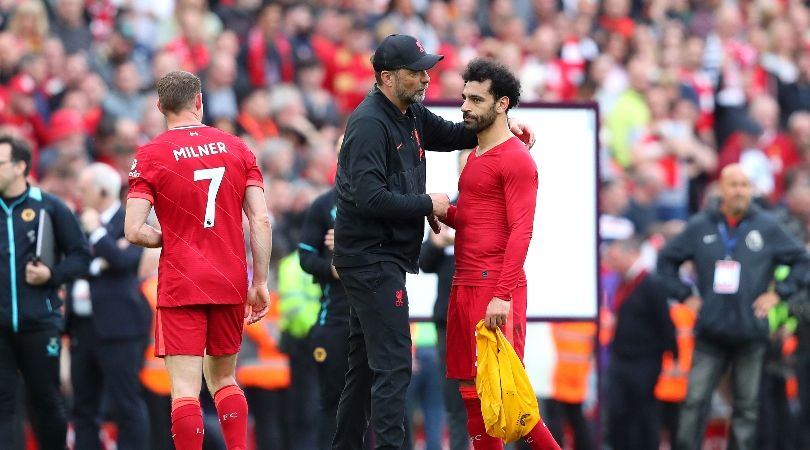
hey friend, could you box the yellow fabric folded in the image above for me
[475,320,540,443]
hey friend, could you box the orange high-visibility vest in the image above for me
[139,276,171,396]
[236,292,291,390]
[550,322,597,404]
[654,303,696,402]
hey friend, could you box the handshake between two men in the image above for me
[427,193,451,234]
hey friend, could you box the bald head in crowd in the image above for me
[719,164,754,219]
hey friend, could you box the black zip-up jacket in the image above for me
[299,188,349,327]
[0,186,90,332]
[612,272,678,362]
[334,87,477,273]
[657,203,810,343]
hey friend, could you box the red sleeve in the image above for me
[127,144,156,204]
[243,142,265,190]
[493,150,538,300]
[441,205,457,229]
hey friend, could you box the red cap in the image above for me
[49,108,84,143]
[8,74,36,96]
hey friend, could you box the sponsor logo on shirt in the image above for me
[129,158,140,178]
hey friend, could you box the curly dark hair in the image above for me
[461,58,521,112]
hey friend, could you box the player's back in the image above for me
[130,125,264,306]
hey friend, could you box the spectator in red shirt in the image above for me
[0,74,49,155]
[718,95,800,203]
[163,8,211,74]
[330,20,376,115]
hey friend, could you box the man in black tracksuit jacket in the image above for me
[299,186,353,450]
[0,136,90,449]
[332,34,519,450]
[657,164,810,450]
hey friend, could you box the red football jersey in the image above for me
[128,124,264,307]
[446,137,538,300]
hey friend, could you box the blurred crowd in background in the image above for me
[1,0,810,449]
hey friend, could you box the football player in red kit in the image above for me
[442,59,560,450]
[125,71,272,450]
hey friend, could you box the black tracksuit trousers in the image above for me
[332,262,412,450]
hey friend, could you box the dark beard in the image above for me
[463,108,497,132]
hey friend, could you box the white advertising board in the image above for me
[408,104,599,320]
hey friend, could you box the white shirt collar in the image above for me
[100,200,121,225]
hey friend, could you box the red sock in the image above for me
[171,397,204,450]
[214,385,248,450]
[459,385,504,450]
[523,420,561,450]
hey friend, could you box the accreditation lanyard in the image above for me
[717,221,746,259]
[714,221,745,294]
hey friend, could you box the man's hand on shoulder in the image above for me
[507,117,536,149]
[246,283,270,325]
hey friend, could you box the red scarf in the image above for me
[247,28,294,88]
[613,270,647,312]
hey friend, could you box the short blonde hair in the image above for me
[8,0,49,41]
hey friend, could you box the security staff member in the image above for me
[0,135,90,449]
[658,164,810,450]
[331,34,534,450]
[69,162,151,450]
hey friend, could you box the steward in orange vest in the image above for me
[546,322,596,450]
[654,302,696,450]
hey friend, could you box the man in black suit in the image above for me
[69,162,151,450]
[602,234,677,450]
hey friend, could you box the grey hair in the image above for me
[85,162,122,199]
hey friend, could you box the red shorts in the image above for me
[445,284,527,380]
[155,304,244,357]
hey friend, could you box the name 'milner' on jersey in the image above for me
[127,124,264,308]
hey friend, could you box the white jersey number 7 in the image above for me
[194,167,225,228]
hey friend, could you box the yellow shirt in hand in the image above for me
[475,320,540,443]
